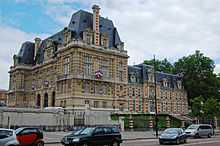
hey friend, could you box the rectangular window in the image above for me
[94,101,99,108]
[133,100,136,112]
[119,71,123,81]
[64,57,70,75]
[84,56,92,76]
[102,101,107,108]
[85,100,90,104]
[100,60,109,78]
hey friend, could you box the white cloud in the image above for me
[214,64,220,74]
[61,0,220,66]
[0,25,48,89]
[2,0,220,90]
[43,1,77,26]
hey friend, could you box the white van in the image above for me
[44,107,64,113]
[185,124,214,138]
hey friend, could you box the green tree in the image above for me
[203,97,220,119]
[144,58,174,73]
[174,50,220,104]
[190,96,204,117]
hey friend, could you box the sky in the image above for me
[1,0,220,89]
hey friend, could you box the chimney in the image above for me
[92,5,100,46]
[34,37,41,60]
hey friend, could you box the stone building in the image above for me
[0,89,8,105]
[8,5,188,115]
[128,64,188,114]
[8,5,128,110]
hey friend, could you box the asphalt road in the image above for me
[45,136,220,146]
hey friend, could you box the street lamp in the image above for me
[153,55,159,138]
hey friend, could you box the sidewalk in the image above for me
[44,131,159,144]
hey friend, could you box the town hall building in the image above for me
[8,5,188,115]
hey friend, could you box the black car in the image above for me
[159,128,187,145]
[61,126,122,146]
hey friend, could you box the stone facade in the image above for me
[8,5,188,115]
[128,64,188,114]
[0,89,8,105]
[8,5,128,111]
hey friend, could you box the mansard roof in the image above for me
[68,10,122,48]
[17,41,35,65]
[16,9,123,65]
[128,63,183,89]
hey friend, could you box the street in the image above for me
[45,136,220,146]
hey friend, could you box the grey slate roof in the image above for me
[68,10,122,48]
[17,42,35,65]
[16,9,123,65]
[128,63,183,89]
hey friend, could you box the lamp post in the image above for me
[153,55,159,138]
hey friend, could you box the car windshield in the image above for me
[164,129,178,134]
[187,125,199,129]
[79,127,95,136]
[71,129,84,136]
[15,128,23,135]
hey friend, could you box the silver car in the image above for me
[185,124,214,138]
[0,128,19,146]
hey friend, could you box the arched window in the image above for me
[52,91,56,107]
[44,93,48,107]
[36,94,41,108]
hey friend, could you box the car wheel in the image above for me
[208,133,212,138]
[112,141,120,146]
[176,138,180,145]
[194,133,200,138]
[36,142,44,146]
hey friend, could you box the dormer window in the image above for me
[148,74,154,82]
[177,80,182,89]
[163,78,168,87]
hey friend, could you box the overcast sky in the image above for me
[1,0,220,89]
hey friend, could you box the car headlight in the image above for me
[72,138,80,142]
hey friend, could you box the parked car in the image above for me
[185,124,214,138]
[15,127,44,146]
[61,125,122,146]
[0,102,6,107]
[0,128,19,146]
[159,128,187,145]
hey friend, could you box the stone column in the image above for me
[129,114,133,131]
[119,116,125,132]
[166,116,171,128]
[148,116,154,130]
[181,121,185,128]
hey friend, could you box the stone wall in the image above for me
[0,107,119,131]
